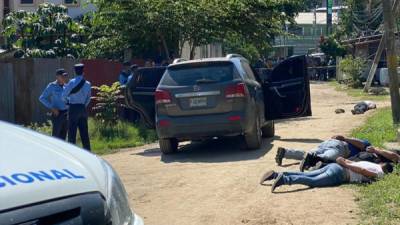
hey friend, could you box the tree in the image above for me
[86,0,309,60]
[336,0,383,39]
[2,3,87,58]
[319,36,346,58]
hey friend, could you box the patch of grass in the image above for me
[351,107,400,225]
[28,118,157,155]
[87,119,157,155]
[328,81,389,101]
[351,108,397,147]
[356,165,400,225]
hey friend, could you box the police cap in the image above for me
[74,63,84,75]
[130,64,139,70]
[56,68,65,76]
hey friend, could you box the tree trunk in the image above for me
[189,41,196,60]
[158,31,170,60]
[383,0,400,127]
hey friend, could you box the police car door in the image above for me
[125,67,166,128]
[263,55,312,120]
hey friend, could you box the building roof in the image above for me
[295,12,339,25]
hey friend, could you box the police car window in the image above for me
[241,61,256,81]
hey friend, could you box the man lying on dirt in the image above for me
[275,135,371,171]
[260,157,394,193]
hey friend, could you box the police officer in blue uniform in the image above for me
[39,69,69,140]
[119,61,132,85]
[62,63,92,151]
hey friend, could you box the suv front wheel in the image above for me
[262,121,275,138]
[244,118,262,150]
[159,138,178,154]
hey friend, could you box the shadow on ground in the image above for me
[277,138,324,144]
[133,136,275,163]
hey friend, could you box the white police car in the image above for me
[0,121,144,225]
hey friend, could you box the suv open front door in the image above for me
[124,67,166,129]
[263,55,312,120]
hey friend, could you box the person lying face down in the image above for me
[260,157,393,193]
[275,135,372,171]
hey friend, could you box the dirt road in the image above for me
[104,82,382,225]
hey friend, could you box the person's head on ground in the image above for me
[74,63,84,76]
[381,162,394,174]
[55,68,68,84]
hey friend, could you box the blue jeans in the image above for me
[283,163,347,187]
[284,140,350,162]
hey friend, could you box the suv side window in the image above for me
[241,61,256,81]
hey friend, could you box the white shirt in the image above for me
[347,161,384,183]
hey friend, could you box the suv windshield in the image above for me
[161,62,237,86]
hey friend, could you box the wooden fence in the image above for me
[0,58,143,125]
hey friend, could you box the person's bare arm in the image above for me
[332,135,368,151]
[367,147,400,163]
[336,157,378,178]
[344,138,368,151]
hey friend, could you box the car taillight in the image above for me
[155,89,172,104]
[158,120,171,127]
[225,83,247,98]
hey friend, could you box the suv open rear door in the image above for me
[124,67,166,128]
[263,55,312,120]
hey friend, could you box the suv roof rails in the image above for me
[172,58,187,64]
[226,54,244,59]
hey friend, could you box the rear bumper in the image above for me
[156,112,251,139]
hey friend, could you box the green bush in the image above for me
[319,36,346,58]
[92,82,125,128]
[339,56,366,88]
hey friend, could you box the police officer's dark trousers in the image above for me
[68,104,91,151]
[51,110,68,140]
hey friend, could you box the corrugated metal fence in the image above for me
[0,58,142,125]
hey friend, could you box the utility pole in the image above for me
[326,0,333,35]
[382,0,400,126]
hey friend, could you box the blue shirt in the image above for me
[39,81,68,110]
[348,139,371,157]
[62,75,91,106]
[119,71,132,85]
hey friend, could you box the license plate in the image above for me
[189,97,207,107]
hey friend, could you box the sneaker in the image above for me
[259,170,278,184]
[271,173,284,193]
[275,147,286,166]
[300,153,313,172]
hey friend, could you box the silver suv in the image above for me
[126,55,312,154]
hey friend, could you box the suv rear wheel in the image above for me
[262,121,275,138]
[159,138,178,154]
[244,118,262,150]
